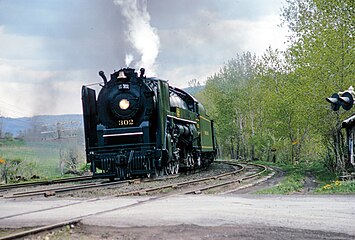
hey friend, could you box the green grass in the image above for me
[254,160,355,194]
[261,169,273,177]
[316,180,355,194]
[25,141,62,177]
[0,140,59,177]
[256,163,305,194]
[0,139,84,180]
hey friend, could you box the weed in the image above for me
[316,180,355,194]
[253,160,355,194]
[256,169,304,194]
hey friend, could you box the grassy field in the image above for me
[0,139,85,180]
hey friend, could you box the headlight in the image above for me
[119,99,130,110]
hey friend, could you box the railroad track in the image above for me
[0,175,93,191]
[2,180,128,199]
[115,162,266,196]
[0,174,183,199]
[0,162,270,240]
[115,162,246,196]
[184,162,267,194]
[0,161,262,199]
[0,162,237,199]
[0,161,244,201]
[0,219,81,240]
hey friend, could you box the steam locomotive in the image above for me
[82,68,216,180]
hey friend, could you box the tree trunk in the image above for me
[250,108,255,160]
[230,137,235,159]
[240,117,246,160]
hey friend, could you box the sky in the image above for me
[0,0,288,118]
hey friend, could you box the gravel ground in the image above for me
[22,222,355,240]
[1,163,354,240]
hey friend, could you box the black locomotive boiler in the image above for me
[82,68,217,180]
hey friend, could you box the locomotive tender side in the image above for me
[82,68,216,180]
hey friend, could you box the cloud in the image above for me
[158,13,286,61]
[0,61,92,117]
[0,0,288,117]
[0,26,44,66]
[155,12,288,85]
[158,63,221,88]
[0,1,128,117]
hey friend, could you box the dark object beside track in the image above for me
[82,68,217,180]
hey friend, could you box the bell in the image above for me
[117,70,126,79]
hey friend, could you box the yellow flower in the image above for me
[0,158,5,164]
[334,180,341,186]
[323,184,333,190]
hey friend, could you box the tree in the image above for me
[196,0,354,170]
[282,0,354,171]
[188,79,201,88]
[199,52,260,159]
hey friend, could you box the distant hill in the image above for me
[0,114,83,137]
[1,86,205,137]
[182,85,204,97]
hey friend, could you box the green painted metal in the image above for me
[198,114,214,152]
[156,80,170,150]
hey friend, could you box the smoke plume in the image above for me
[114,0,160,75]
[125,53,134,67]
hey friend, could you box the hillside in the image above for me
[0,114,83,137]
[182,85,204,97]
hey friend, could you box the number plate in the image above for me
[118,119,134,126]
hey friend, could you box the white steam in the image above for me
[125,53,134,67]
[114,0,160,75]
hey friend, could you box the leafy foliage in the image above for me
[317,180,355,193]
[0,157,38,183]
[197,0,354,173]
[59,140,85,175]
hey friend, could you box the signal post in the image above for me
[326,86,355,166]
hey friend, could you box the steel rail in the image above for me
[2,174,182,199]
[184,163,268,194]
[0,175,93,191]
[3,179,133,199]
[0,219,81,240]
[116,163,245,196]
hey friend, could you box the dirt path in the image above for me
[27,222,355,240]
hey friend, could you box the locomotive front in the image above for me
[97,68,155,130]
[82,68,157,180]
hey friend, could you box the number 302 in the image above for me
[118,119,134,126]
